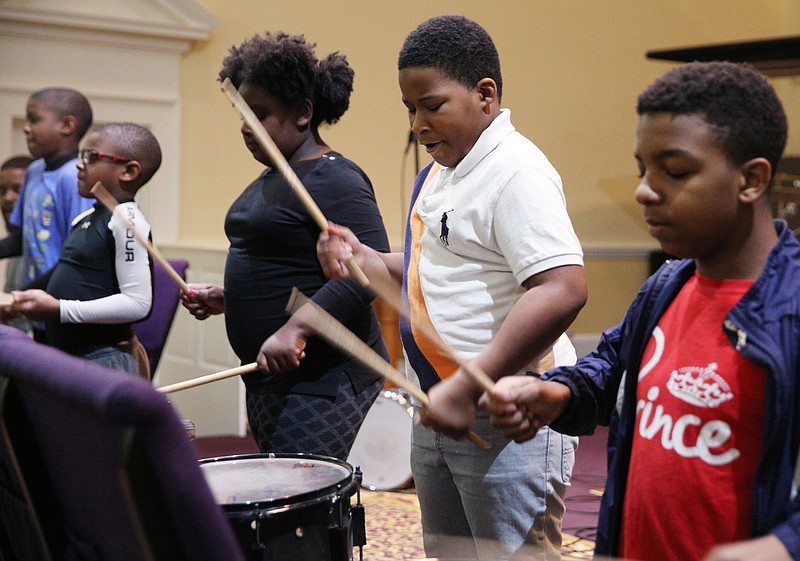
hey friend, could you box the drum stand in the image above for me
[352,467,366,561]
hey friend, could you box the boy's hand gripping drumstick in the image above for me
[286,288,491,450]
[221,78,497,396]
[90,182,191,294]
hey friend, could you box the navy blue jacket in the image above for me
[545,221,800,559]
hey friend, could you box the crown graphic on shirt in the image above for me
[666,363,733,408]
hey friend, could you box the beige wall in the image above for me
[180,0,800,332]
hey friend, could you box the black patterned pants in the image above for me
[246,374,384,460]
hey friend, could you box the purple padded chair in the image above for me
[133,259,189,373]
[0,325,244,561]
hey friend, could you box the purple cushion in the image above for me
[133,259,189,371]
[0,325,243,561]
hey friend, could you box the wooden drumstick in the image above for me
[220,78,368,286]
[157,362,258,394]
[0,292,12,306]
[220,78,496,395]
[90,182,191,294]
[286,288,491,450]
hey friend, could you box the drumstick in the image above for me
[220,79,496,396]
[286,288,491,450]
[0,292,12,306]
[90,182,191,294]
[157,362,258,394]
[220,78,368,287]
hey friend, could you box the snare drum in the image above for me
[347,389,413,491]
[199,454,360,561]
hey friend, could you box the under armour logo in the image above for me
[440,209,454,246]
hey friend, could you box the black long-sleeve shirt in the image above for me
[223,152,390,396]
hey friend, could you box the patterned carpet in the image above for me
[357,489,424,560]
[356,488,595,560]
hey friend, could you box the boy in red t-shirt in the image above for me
[482,61,800,561]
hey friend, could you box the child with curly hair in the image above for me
[182,32,390,460]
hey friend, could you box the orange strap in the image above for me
[406,163,459,379]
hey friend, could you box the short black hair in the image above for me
[219,32,354,129]
[93,123,162,186]
[637,61,787,176]
[29,88,93,139]
[1,155,33,171]
[398,15,502,100]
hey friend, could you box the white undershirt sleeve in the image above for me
[59,202,153,324]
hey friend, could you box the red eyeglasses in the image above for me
[79,149,131,167]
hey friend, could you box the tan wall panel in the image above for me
[571,255,652,335]
[180,0,795,249]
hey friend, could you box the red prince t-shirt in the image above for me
[622,273,765,561]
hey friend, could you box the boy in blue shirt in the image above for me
[0,87,94,342]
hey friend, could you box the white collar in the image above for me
[449,108,515,178]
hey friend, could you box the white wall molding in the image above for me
[0,0,217,243]
[0,0,216,48]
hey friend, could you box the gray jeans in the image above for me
[411,409,577,560]
[84,346,138,376]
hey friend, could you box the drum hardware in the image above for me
[200,453,362,561]
[352,467,366,561]
[181,419,195,440]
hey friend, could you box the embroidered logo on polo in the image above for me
[439,209,454,246]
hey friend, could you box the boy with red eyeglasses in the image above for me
[2,123,159,378]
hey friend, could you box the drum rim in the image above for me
[199,452,356,509]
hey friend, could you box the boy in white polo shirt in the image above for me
[318,15,587,560]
